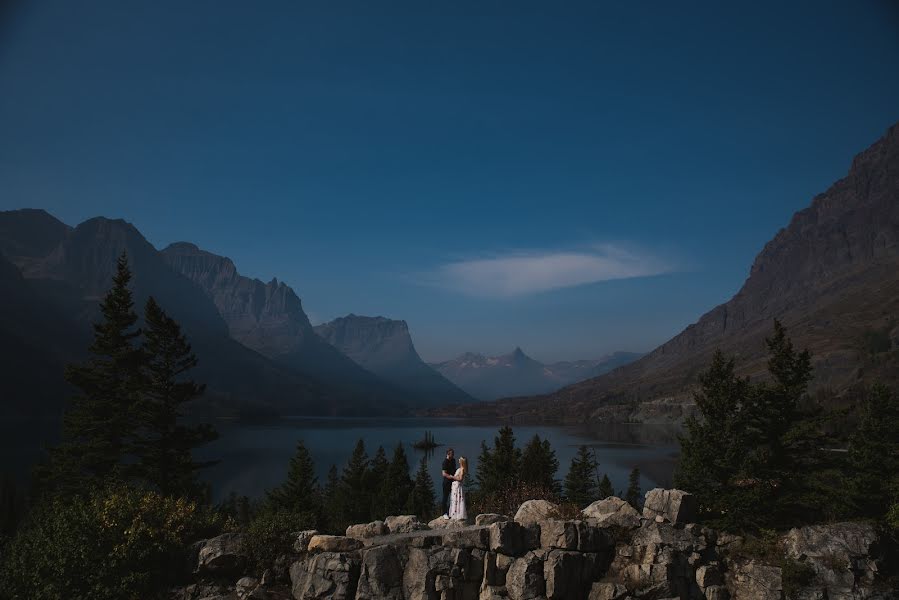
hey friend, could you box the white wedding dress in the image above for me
[448,467,467,520]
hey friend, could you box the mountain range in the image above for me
[436,122,899,423]
[0,212,472,417]
[431,348,643,400]
[313,315,472,405]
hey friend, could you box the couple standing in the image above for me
[440,448,468,520]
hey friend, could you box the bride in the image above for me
[448,456,468,521]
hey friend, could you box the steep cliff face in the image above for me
[450,123,899,422]
[0,212,405,417]
[314,315,473,405]
[160,244,408,399]
[433,349,643,401]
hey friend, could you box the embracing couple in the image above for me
[440,448,468,521]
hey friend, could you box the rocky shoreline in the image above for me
[174,489,895,600]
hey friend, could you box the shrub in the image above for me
[469,482,562,518]
[0,483,227,600]
[243,509,316,572]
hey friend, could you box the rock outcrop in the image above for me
[314,314,472,406]
[175,492,895,600]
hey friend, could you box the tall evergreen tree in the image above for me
[374,444,413,518]
[42,253,144,494]
[564,445,599,506]
[598,474,614,499]
[475,426,521,493]
[520,434,560,493]
[406,456,436,520]
[366,446,389,519]
[847,384,899,519]
[134,296,217,497]
[336,439,370,527]
[625,468,642,508]
[267,440,320,516]
[675,350,752,527]
[320,464,341,532]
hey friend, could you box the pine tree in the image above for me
[42,253,145,494]
[267,440,320,516]
[366,446,389,519]
[564,445,598,506]
[625,468,642,508]
[320,464,341,532]
[598,474,614,499]
[374,443,413,518]
[475,426,521,493]
[336,439,370,527]
[847,384,899,519]
[406,456,436,520]
[134,296,217,497]
[675,349,753,526]
[520,434,560,493]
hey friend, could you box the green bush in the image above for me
[243,509,316,572]
[0,484,228,600]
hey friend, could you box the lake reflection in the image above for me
[196,417,680,502]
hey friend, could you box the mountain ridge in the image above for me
[436,122,899,422]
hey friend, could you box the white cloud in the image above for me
[422,243,675,298]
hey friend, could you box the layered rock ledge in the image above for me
[174,489,895,600]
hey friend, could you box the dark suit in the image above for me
[441,456,456,515]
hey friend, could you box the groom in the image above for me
[440,448,456,518]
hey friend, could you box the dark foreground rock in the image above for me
[173,493,896,600]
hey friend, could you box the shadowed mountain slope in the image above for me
[440,122,899,423]
[313,314,473,406]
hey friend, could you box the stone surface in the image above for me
[588,581,628,600]
[235,577,258,600]
[429,515,469,529]
[782,522,880,598]
[384,515,428,534]
[695,563,723,589]
[442,526,490,550]
[506,551,546,600]
[582,497,640,521]
[290,552,361,600]
[514,499,561,524]
[728,561,782,600]
[488,521,526,556]
[544,550,587,599]
[292,530,320,554]
[307,535,363,554]
[642,488,697,524]
[355,544,406,600]
[196,533,245,574]
[345,520,389,540]
[476,513,511,526]
[539,520,579,550]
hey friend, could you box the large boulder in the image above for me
[506,551,546,600]
[727,561,782,600]
[642,488,697,524]
[402,546,483,600]
[384,515,428,534]
[539,520,579,550]
[196,532,246,575]
[355,544,406,600]
[476,513,510,526]
[292,530,320,553]
[428,516,468,529]
[307,535,363,553]
[582,497,641,528]
[290,552,361,600]
[345,520,388,540]
[514,500,561,525]
[544,550,589,599]
[588,581,628,600]
[488,521,527,556]
[782,522,880,597]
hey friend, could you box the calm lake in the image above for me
[1,417,681,501]
[195,417,681,502]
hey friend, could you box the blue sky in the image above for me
[2,1,898,362]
